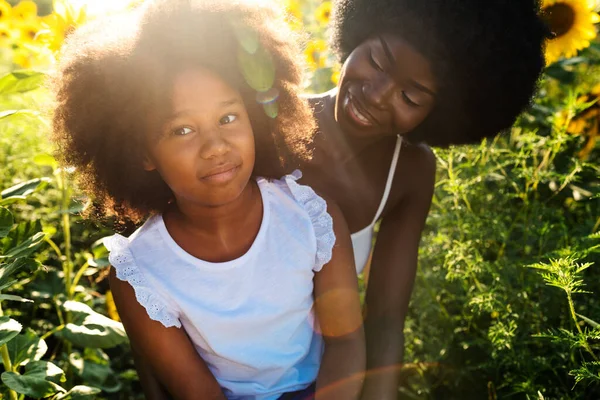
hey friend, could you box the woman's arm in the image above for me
[313,199,366,400]
[109,268,226,400]
[361,143,436,400]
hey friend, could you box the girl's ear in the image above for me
[142,155,156,171]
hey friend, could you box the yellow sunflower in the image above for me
[283,0,303,31]
[559,84,600,159]
[542,0,600,64]
[11,0,37,21]
[39,0,87,52]
[15,18,42,44]
[305,39,327,70]
[315,1,332,25]
[331,63,341,85]
[0,0,11,22]
[13,47,33,68]
[0,22,15,47]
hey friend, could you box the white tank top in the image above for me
[350,135,402,273]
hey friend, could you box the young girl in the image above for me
[51,1,365,399]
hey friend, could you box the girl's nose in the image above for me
[362,76,396,110]
[199,130,230,160]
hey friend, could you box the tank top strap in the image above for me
[371,135,403,225]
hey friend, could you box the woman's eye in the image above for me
[172,126,194,136]
[401,91,420,107]
[369,50,384,72]
[219,114,237,125]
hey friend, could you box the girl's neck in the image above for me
[165,180,262,238]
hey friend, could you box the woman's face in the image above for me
[335,34,437,138]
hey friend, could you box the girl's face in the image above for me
[144,68,255,207]
[335,34,437,138]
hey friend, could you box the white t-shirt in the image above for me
[104,171,335,400]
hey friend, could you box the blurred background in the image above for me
[0,0,599,399]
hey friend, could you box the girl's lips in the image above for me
[201,165,240,185]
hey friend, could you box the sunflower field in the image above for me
[0,0,599,399]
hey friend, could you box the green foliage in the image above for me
[402,67,600,397]
[0,3,599,399]
[0,68,138,399]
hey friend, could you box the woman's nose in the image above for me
[363,76,396,110]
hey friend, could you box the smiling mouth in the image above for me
[343,92,377,128]
[201,164,240,184]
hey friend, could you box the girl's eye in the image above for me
[369,50,384,72]
[172,126,194,136]
[401,91,420,107]
[219,114,237,125]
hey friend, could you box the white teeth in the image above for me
[347,94,371,125]
[352,103,370,124]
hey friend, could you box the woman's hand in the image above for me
[109,268,226,400]
[314,198,366,400]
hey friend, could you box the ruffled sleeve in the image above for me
[284,170,336,272]
[103,234,181,328]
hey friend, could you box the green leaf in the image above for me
[1,178,50,199]
[0,196,27,206]
[69,352,122,393]
[0,110,40,120]
[0,258,41,287]
[55,385,102,400]
[3,233,46,259]
[6,328,47,367]
[0,110,18,119]
[0,279,18,292]
[25,361,66,384]
[89,239,109,268]
[0,294,33,303]
[0,70,46,95]
[544,64,576,84]
[1,220,42,255]
[32,154,58,169]
[577,313,600,329]
[59,301,127,349]
[2,367,65,398]
[0,317,22,346]
[28,269,65,300]
[0,208,13,239]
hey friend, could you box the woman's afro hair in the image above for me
[331,0,550,147]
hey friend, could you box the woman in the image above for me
[297,0,548,399]
[134,0,548,398]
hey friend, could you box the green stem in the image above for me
[40,324,65,341]
[0,303,18,400]
[57,170,74,374]
[566,289,599,361]
[71,262,89,294]
[62,213,72,299]
[44,237,63,259]
[54,300,64,326]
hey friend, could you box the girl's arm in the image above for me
[131,343,171,400]
[109,268,226,400]
[313,198,366,400]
